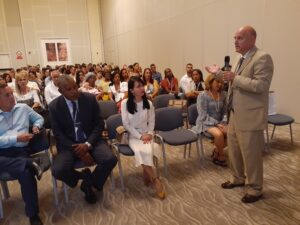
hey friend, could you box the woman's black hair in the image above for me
[192,69,204,82]
[109,70,120,86]
[127,76,150,114]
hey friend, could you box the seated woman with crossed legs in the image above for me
[193,74,228,167]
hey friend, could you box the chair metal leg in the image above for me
[153,156,160,178]
[161,142,168,177]
[183,145,187,159]
[188,143,192,158]
[110,172,115,191]
[116,152,125,192]
[289,124,294,145]
[63,182,69,203]
[199,135,204,159]
[0,188,3,219]
[195,140,201,161]
[52,176,59,206]
[0,181,9,200]
[271,125,276,139]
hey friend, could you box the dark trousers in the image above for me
[52,140,117,190]
[0,147,38,218]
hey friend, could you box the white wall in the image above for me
[100,0,300,122]
[0,0,105,67]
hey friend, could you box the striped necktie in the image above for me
[226,57,245,119]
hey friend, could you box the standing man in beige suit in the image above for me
[206,25,274,203]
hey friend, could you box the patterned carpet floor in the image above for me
[1,124,300,225]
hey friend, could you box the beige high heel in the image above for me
[152,177,166,200]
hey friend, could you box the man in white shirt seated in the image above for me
[44,70,61,105]
[179,63,193,94]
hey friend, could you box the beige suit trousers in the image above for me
[227,112,265,196]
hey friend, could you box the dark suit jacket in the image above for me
[49,92,103,151]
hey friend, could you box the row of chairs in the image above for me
[0,97,294,218]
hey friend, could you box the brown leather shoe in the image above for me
[221,181,245,189]
[241,193,263,203]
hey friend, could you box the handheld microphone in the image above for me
[223,56,231,71]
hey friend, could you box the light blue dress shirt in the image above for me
[0,103,44,148]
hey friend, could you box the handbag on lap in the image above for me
[116,126,129,145]
[168,99,187,112]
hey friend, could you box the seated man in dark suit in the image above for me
[49,75,117,204]
[0,84,44,225]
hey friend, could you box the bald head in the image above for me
[57,74,79,101]
[234,25,257,55]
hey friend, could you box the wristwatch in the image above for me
[85,142,92,149]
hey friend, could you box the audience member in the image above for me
[0,83,44,225]
[179,63,193,94]
[192,74,227,167]
[108,71,128,110]
[150,64,162,84]
[184,69,204,105]
[160,68,179,96]
[14,71,42,109]
[44,70,61,105]
[121,77,165,200]
[143,68,159,100]
[79,72,103,100]
[49,75,117,204]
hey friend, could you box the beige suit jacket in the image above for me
[230,46,274,131]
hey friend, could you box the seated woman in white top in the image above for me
[121,76,166,200]
[108,71,128,111]
[14,70,42,109]
[143,68,159,100]
[79,72,103,100]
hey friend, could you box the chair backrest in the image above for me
[153,94,175,109]
[106,114,123,139]
[155,107,183,131]
[98,101,118,120]
[188,104,198,126]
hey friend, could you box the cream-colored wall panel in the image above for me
[33,6,51,30]
[50,0,67,15]
[32,0,48,7]
[18,0,34,19]
[263,0,300,120]
[136,24,169,70]
[100,0,116,39]
[52,15,68,35]
[66,0,85,20]
[6,26,27,67]
[117,31,138,65]
[21,19,37,50]
[67,21,89,46]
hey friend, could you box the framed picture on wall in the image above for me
[40,38,71,66]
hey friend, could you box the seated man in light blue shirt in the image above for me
[0,83,44,225]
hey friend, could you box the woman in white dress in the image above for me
[121,76,166,200]
[108,71,128,111]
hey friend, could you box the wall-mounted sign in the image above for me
[16,51,23,60]
[40,38,71,66]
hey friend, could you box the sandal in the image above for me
[211,148,218,160]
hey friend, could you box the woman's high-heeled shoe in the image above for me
[152,177,166,200]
